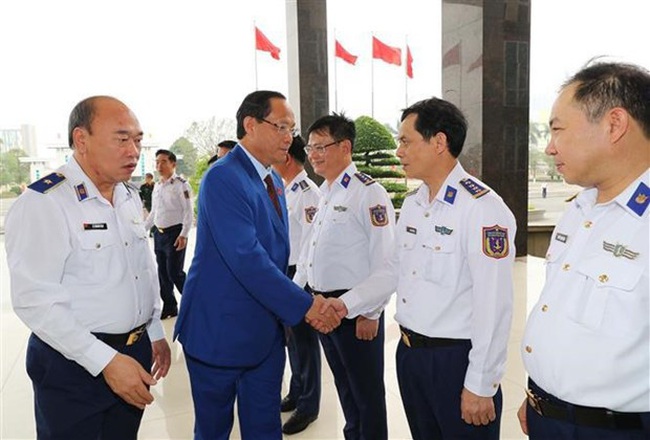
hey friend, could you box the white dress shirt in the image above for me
[285,169,321,266]
[342,163,516,397]
[6,157,164,377]
[144,172,193,237]
[522,171,649,412]
[294,163,395,318]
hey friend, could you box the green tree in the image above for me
[353,116,407,208]
[170,137,198,178]
[0,149,30,186]
[184,117,236,157]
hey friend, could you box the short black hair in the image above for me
[217,140,237,150]
[68,96,104,148]
[400,97,468,158]
[236,90,286,139]
[563,60,650,139]
[288,135,307,164]
[155,149,177,163]
[307,112,356,151]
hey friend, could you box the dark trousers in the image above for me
[319,313,387,440]
[396,338,502,440]
[153,224,186,312]
[184,331,285,440]
[285,266,321,416]
[526,380,650,440]
[26,332,152,440]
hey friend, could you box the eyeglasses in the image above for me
[304,140,341,155]
[260,118,299,137]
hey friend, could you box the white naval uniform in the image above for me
[285,170,321,266]
[144,173,193,237]
[522,172,650,412]
[342,162,517,397]
[5,157,165,377]
[294,163,396,317]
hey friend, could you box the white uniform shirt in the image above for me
[342,163,516,397]
[294,163,396,314]
[522,172,650,412]
[5,157,164,377]
[144,173,193,237]
[285,169,321,266]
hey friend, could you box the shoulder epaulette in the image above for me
[28,172,66,194]
[173,176,187,184]
[354,172,375,186]
[299,180,310,192]
[459,178,490,198]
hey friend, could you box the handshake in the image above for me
[304,295,349,333]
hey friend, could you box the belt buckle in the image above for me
[400,330,411,348]
[126,326,145,346]
[526,389,544,416]
[157,227,164,234]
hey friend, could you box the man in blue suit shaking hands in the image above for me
[174,90,340,440]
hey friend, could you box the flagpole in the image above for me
[404,35,409,109]
[334,29,339,112]
[371,33,375,118]
[254,21,259,90]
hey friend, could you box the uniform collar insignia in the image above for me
[626,182,649,216]
[340,173,351,188]
[291,182,300,192]
[443,185,457,204]
[603,241,639,260]
[75,183,88,201]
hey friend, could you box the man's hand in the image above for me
[102,353,157,410]
[460,387,497,426]
[151,338,172,381]
[305,295,341,333]
[517,398,529,435]
[320,297,348,320]
[174,236,187,251]
[355,316,379,340]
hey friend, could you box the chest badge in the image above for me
[304,206,318,224]
[434,225,453,235]
[602,241,639,260]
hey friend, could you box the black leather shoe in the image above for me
[282,412,317,435]
[280,396,296,412]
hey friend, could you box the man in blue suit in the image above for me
[174,90,339,440]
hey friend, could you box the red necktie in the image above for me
[264,175,282,218]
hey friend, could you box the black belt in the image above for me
[399,326,469,348]
[306,284,349,299]
[526,380,645,431]
[155,223,182,234]
[93,323,148,348]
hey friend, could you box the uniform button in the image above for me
[598,274,609,283]
[424,213,430,218]
[492,383,498,389]
[402,298,406,303]
[525,345,532,353]
[318,221,322,225]
[135,275,139,280]
[125,242,129,246]
[412,270,417,275]
[95,243,101,249]
[584,221,593,228]
[562,263,571,271]
[434,246,441,251]
[312,241,316,246]
[541,304,548,312]
[309,263,313,267]
[324,201,328,205]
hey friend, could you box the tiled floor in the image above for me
[1,230,543,439]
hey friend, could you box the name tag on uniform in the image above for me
[406,226,417,234]
[83,223,108,230]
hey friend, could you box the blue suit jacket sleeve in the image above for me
[174,147,313,367]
